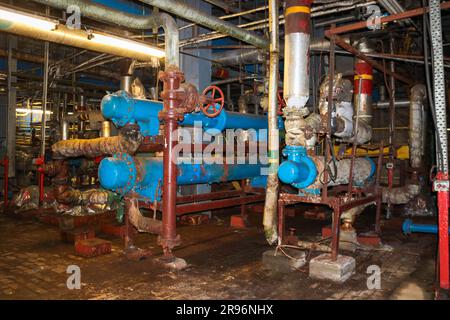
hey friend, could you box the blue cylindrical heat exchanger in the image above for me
[99,152,266,201]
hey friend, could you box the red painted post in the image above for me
[435,172,450,289]
[34,156,45,204]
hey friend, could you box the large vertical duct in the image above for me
[283,0,312,147]
[353,39,373,144]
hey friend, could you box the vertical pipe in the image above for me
[39,9,50,206]
[159,67,183,260]
[161,108,178,258]
[120,76,132,93]
[322,33,335,199]
[61,120,68,140]
[429,0,449,290]
[263,0,280,245]
[388,36,396,157]
[375,142,384,234]
[353,39,373,144]
[283,0,312,111]
[101,121,111,138]
[40,36,50,155]
[386,36,396,219]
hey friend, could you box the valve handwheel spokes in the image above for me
[200,85,225,118]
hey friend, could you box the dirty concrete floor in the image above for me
[0,207,438,300]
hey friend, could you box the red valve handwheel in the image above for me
[200,85,225,118]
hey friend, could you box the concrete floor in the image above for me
[0,207,438,300]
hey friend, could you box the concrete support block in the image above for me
[309,253,355,283]
[262,249,306,273]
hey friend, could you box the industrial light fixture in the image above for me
[0,5,164,60]
[16,108,53,115]
[0,6,58,31]
[89,32,165,59]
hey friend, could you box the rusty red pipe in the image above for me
[158,66,185,259]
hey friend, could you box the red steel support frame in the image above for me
[324,1,450,288]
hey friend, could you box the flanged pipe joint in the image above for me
[278,146,317,189]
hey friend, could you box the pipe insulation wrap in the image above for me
[353,40,374,144]
[409,84,426,169]
[283,0,312,111]
[52,135,141,158]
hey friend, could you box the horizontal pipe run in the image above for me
[402,219,449,235]
[373,100,410,108]
[31,0,160,29]
[326,2,450,35]
[101,91,269,134]
[176,194,265,215]
[0,7,163,61]
[99,155,267,201]
[181,110,268,132]
[139,0,269,49]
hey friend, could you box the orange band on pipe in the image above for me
[285,6,311,15]
[354,74,373,80]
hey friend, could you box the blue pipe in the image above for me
[278,145,317,189]
[101,91,269,136]
[181,110,268,132]
[101,90,163,136]
[402,219,448,235]
[99,153,266,201]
